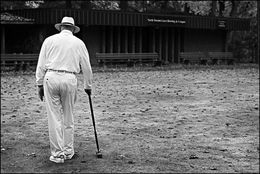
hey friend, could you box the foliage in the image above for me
[227,1,258,62]
[178,1,212,16]
[91,0,119,10]
[1,1,27,10]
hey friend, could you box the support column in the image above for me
[109,26,113,53]
[224,30,228,52]
[138,27,142,53]
[1,26,5,54]
[171,28,175,63]
[257,0,259,63]
[117,27,121,53]
[165,28,169,64]
[159,28,162,61]
[177,28,181,63]
[132,27,135,53]
[151,28,156,53]
[124,27,128,53]
[102,26,106,53]
[39,27,47,43]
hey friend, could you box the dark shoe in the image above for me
[65,153,79,160]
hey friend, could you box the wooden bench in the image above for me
[208,52,234,65]
[95,52,159,67]
[1,54,39,71]
[179,52,209,65]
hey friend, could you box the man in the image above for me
[36,16,93,163]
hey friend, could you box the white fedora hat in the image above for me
[55,16,80,33]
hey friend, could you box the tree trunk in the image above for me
[66,0,71,8]
[80,1,91,9]
[184,3,190,14]
[219,0,225,17]
[119,1,128,11]
[210,0,217,16]
[161,0,169,13]
[257,0,259,63]
[230,0,239,17]
[226,1,240,54]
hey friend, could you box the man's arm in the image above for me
[36,39,48,86]
[36,39,48,101]
[79,43,93,93]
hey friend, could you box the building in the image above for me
[1,8,251,65]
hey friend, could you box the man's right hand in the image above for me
[38,85,44,101]
[84,89,91,96]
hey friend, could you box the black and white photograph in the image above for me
[1,0,259,173]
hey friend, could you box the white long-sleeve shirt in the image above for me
[36,30,92,89]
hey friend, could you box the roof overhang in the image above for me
[3,9,251,30]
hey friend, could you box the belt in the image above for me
[47,69,76,74]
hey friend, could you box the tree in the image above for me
[66,0,71,8]
[230,0,239,16]
[256,1,260,63]
[225,1,257,63]
[210,0,217,16]
[1,1,28,10]
[219,0,225,17]
[37,0,67,8]
[79,1,91,9]
[91,0,119,10]
[182,1,211,16]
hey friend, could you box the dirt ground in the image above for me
[1,64,259,173]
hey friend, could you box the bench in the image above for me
[179,52,235,65]
[208,52,234,65]
[95,52,159,67]
[1,54,39,71]
[179,52,209,65]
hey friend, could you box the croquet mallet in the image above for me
[88,93,102,158]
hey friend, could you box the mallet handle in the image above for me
[88,94,101,153]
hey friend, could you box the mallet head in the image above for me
[96,151,102,158]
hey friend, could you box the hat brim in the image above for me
[55,23,80,33]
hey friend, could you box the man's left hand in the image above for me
[38,85,44,101]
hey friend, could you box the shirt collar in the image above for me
[60,30,73,35]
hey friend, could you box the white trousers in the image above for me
[43,71,77,157]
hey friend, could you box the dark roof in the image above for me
[3,9,251,30]
[1,12,34,24]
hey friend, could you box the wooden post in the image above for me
[102,26,106,53]
[117,27,121,53]
[132,27,135,53]
[109,26,113,53]
[119,1,128,11]
[257,0,259,64]
[1,26,5,54]
[159,28,162,61]
[124,27,128,53]
[138,27,142,53]
[177,28,181,63]
[65,0,72,8]
[165,28,169,64]
[171,28,175,63]
[224,31,228,52]
[151,27,156,53]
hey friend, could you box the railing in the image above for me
[179,52,234,65]
[96,52,159,66]
[1,53,39,71]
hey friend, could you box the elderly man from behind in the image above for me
[36,16,93,163]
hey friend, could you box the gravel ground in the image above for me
[1,64,259,173]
